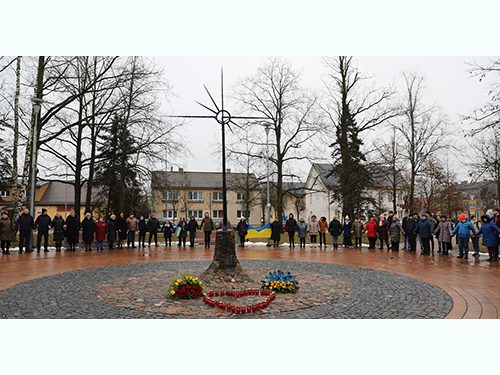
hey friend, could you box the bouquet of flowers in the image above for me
[167,273,204,300]
[261,270,299,293]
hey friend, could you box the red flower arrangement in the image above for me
[167,273,204,300]
[203,289,276,314]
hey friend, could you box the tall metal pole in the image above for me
[221,69,228,231]
[164,149,168,219]
[265,125,271,223]
[64,165,68,219]
[30,98,42,250]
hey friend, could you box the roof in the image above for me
[152,170,259,190]
[37,181,100,206]
[311,163,339,189]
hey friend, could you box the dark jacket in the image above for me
[414,218,434,239]
[35,214,52,232]
[270,220,282,241]
[328,219,342,237]
[147,217,161,232]
[187,219,199,232]
[352,221,364,237]
[162,221,175,238]
[406,218,417,234]
[200,217,214,231]
[285,218,297,233]
[477,216,500,247]
[52,216,65,241]
[65,215,81,243]
[377,219,390,240]
[138,219,148,233]
[342,221,353,237]
[434,220,452,243]
[15,212,36,232]
[297,221,307,238]
[389,219,404,243]
[117,215,128,240]
[81,217,96,242]
[0,217,13,241]
[402,216,409,232]
[106,219,117,242]
[177,219,188,238]
[236,220,248,236]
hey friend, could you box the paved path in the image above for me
[0,244,499,318]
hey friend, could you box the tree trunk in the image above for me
[11,56,21,227]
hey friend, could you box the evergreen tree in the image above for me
[94,115,145,217]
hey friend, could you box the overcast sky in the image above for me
[155,56,494,180]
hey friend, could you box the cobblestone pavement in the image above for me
[0,259,452,319]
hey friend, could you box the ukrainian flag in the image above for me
[246,222,272,239]
[175,225,182,237]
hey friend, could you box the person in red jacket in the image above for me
[363,217,378,249]
[95,217,107,251]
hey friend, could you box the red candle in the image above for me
[215,291,219,296]
[221,291,225,296]
[231,307,236,313]
[236,308,240,314]
[247,306,251,313]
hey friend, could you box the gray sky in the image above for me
[156,56,493,180]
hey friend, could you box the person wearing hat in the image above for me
[352,216,364,248]
[389,214,405,251]
[433,214,453,256]
[363,217,378,249]
[81,212,96,251]
[138,215,148,247]
[469,214,481,256]
[405,213,418,252]
[377,214,390,250]
[116,212,128,249]
[308,215,320,248]
[270,216,282,247]
[35,208,52,253]
[147,213,161,246]
[476,214,500,261]
[451,213,477,259]
[14,208,36,253]
[318,216,328,247]
[328,215,342,249]
[285,213,298,248]
[297,217,308,248]
[414,213,434,255]
[0,211,13,254]
[342,215,353,247]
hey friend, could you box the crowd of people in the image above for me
[1,208,500,262]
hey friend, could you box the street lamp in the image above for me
[30,97,43,250]
[263,123,272,247]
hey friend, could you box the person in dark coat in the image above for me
[138,215,148,247]
[187,216,199,247]
[147,213,161,246]
[64,210,81,251]
[162,219,175,246]
[492,208,500,260]
[342,216,353,247]
[414,213,435,255]
[297,218,307,248]
[177,217,188,247]
[52,212,65,252]
[406,213,418,252]
[236,217,248,247]
[377,214,390,250]
[270,217,282,247]
[116,212,128,249]
[14,208,36,253]
[433,213,452,256]
[95,217,107,251]
[401,212,409,250]
[329,215,342,249]
[81,213,96,251]
[284,213,297,248]
[389,215,405,251]
[199,212,214,248]
[106,214,117,249]
[35,208,52,253]
[477,214,500,261]
[0,212,13,254]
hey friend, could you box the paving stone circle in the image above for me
[0,260,453,319]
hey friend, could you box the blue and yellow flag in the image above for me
[246,222,272,239]
[175,225,182,237]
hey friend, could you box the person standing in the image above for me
[342,216,353,247]
[81,212,96,251]
[106,214,117,250]
[35,208,52,253]
[470,214,481,257]
[492,208,500,260]
[405,214,418,253]
[297,218,308,248]
[352,216,364,248]
[414,213,434,255]
[434,214,453,256]
[328,215,342,249]
[387,211,394,227]
[0,212,13,255]
[95,217,107,251]
[377,214,390,250]
[308,215,319,248]
[162,219,175,246]
[270,217,282,247]
[177,217,188,247]
[236,217,248,247]
[426,211,438,253]
[138,215,148,247]
[199,212,214,248]
[147,213,161,247]
[126,213,138,248]
[451,213,477,259]
[401,212,409,250]
[187,216,199,247]
[14,208,36,253]
[476,214,500,261]
[285,213,297,248]
[64,210,81,251]
[116,212,127,249]
[363,217,378,249]
[52,212,65,252]
[318,216,328,247]
[389,214,405,251]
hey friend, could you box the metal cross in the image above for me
[170,68,269,230]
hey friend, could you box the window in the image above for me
[188,210,203,219]
[388,193,393,202]
[237,193,244,201]
[165,191,178,201]
[213,210,224,218]
[397,192,403,202]
[163,210,177,219]
[213,192,224,201]
[188,191,203,201]
[237,210,251,219]
[0,190,10,198]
